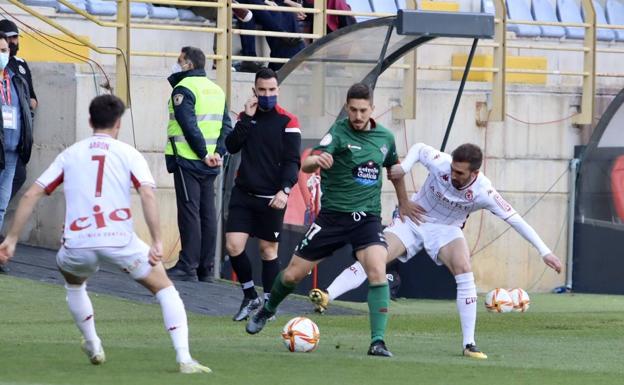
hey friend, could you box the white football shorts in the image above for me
[56,233,152,280]
[384,217,464,265]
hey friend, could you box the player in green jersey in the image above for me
[245,83,424,356]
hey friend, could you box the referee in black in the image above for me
[225,68,301,321]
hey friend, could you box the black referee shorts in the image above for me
[295,210,387,261]
[226,185,285,242]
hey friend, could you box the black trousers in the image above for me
[173,168,217,277]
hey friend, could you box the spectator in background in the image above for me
[301,0,356,34]
[0,20,37,202]
[236,0,305,72]
[0,32,33,274]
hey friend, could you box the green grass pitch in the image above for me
[1,275,623,385]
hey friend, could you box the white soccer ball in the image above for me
[484,288,514,313]
[281,317,320,352]
[508,288,531,312]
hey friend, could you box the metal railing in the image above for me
[6,0,624,123]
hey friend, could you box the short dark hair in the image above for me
[0,31,6,43]
[181,46,205,70]
[255,67,278,84]
[89,94,126,129]
[346,83,372,103]
[451,143,483,171]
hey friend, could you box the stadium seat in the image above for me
[21,0,59,8]
[346,0,374,22]
[178,9,206,22]
[531,0,565,38]
[481,0,495,14]
[606,0,624,41]
[556,0,585,39]
[507,0,542,37]
[582,0,615,41]
[371,0,397,14]
[56,0,87,14]
[130,2,149,18]
[86,0,116,16]
[147,4,179,20]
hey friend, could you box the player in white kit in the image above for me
[0,95,210,373]
[309,143,563,359]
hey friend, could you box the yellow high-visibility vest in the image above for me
[164,76,225,160]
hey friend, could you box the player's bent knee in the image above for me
[137,263,174,294]
[226,242,244,257]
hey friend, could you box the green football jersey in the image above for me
[313,118,398,215]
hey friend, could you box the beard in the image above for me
[9,43,18,57]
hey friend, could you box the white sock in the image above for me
[156,286,192,363]
[65,283,101,350]
[455,272,478,348]
[326,261,367,301]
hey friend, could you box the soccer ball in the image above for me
[281,317,320,352]
[484,288,514,313]
[508,288,530,312]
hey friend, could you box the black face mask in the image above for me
[8,42,18,57]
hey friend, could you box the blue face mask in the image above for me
[257,95,277,110]
[0,53,9,70]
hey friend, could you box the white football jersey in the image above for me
[36,134,156,248]
[405,144,516,227]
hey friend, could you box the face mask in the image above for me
[171,62,183,74]
[0,53,9,70]
[257,95,277,110]
[8,42,18,57]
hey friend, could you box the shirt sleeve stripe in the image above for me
[285,127,301,134]
[38,172,64,195]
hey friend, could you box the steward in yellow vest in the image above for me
[165,46,232,282]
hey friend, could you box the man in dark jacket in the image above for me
[225,67,301,321]
[165,46,232,282]
[0,31,33,273]
[0,19,38,201]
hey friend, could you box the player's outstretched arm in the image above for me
[0,184,46,264]
[505,214,562,273]
[138,185,163,266]
[390,175,426,224]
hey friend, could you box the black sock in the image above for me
[262,259,280,300]
[230,251,257,299]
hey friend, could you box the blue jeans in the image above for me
[0,151,18,229]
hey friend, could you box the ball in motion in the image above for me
[484,288,514,313]
[281,317,320,352]
[508,288,530,312]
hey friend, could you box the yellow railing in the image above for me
[6,0,624,123]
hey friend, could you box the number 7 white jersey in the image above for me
[405,143,517,227]
[35,134,156,248]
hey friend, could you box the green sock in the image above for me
[265,271,296,313]
[368,282,390,343]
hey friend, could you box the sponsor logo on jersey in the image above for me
[319,133,332,146]
[441,173,449,182]
[18,65,26,75]
[494,193,512,212]
[352,161,380,186]
[69,205,132,231]
[428,185,471,211]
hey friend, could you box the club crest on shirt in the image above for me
[18,65,26,75]
[173,94,184,106]
[465,189,474,201]
[380,144,388,157]
[319,133,332,146]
